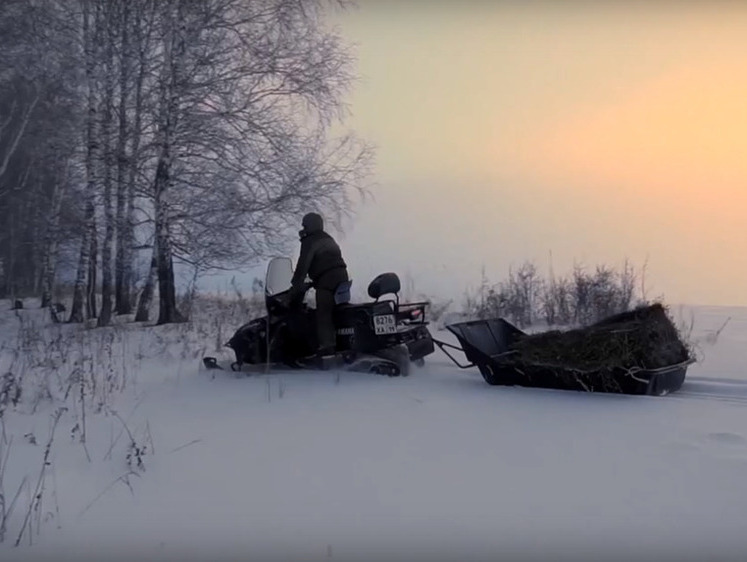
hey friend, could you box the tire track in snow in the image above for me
[667,376,747,406]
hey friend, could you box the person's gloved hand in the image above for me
[291,282,313,309]
[288,287,305,309]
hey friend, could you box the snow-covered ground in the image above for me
[1,299,747,561]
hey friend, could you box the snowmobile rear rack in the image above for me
[434,318,694,396]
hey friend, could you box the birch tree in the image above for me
[113,0,132,314]
[122,0,158,316]
[0,0,82,302]
[68,0,101,323]
[1,0,371,319]
[133,0,372,324]
[97,0,117,327]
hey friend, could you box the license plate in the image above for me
[373,314,397,335]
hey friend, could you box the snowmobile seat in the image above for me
[368,272,400,300]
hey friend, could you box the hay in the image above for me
[498,303,691,373]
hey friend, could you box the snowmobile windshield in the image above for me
[265,257,293,296]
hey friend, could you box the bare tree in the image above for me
[0,1,41,182]
[135,0,372,323]
[134,240,157,322]
[2,0,371,318]
[0,95,40,181]
[97,0,117,327]
[113,0,132,314]
[68,0,102,322]
[40,160,71,308]
[0,0,83,302]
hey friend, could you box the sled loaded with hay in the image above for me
[434,303,694,395]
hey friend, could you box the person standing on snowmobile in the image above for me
[289,212,349,358]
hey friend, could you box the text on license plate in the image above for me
[373,314,397,335]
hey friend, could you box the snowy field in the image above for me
[1,299,747,561]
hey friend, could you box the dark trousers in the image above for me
[315,287,336,353]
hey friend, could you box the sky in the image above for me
[315,0,747,308]
[206,1,747,308]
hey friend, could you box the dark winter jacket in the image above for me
[291,213,348,293]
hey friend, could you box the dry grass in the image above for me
[499,303,691,372]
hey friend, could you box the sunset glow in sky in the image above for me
[328,1,747,307]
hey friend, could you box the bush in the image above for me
[463,259,649,329]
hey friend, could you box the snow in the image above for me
[2,300,747,561]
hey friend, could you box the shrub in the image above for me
[463,259,649,328]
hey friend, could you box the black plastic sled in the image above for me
[434,318,693,396]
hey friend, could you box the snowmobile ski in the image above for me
[201,352,403,377]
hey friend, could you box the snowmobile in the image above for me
[202,257,435,376]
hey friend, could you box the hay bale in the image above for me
[499,303,690,372]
